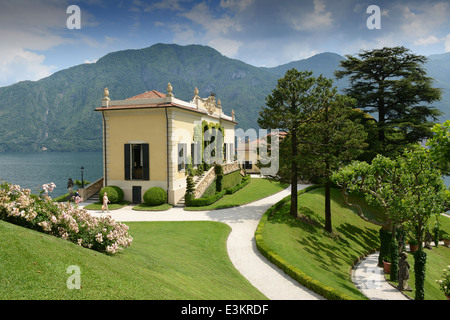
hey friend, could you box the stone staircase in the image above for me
[174,171,207,207]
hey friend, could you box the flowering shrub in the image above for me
[0,181,132,254]
[436,265,450,297]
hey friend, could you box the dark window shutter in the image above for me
[124,144,131,180]
[142,144,149,180]
[178,143,183,171]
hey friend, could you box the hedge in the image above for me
[254,185,355,300]
[226,176,250,194]
[186,190,226,207]
[222,170,243,190]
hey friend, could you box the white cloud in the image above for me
[169,2,244,58]
[290,0,333,31]
[414,35,441,46]
[0,48,57,86]
[220,0,254,12]
[445,34,450,52]
[0,1,71,86]
[400,2,449,38]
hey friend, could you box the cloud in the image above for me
[170,2,244,58]
[445,34,450,52]
[289,0,334,31]
[0,48,57,86]
[414,35,441,46]
[399,2,449,38]
[0,0,71,85]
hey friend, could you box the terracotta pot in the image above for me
[444,239,450,247]
[409,243,418,252]
[383,261,391,274]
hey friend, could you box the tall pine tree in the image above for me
[259,70,367,232]
[335,46,442,157]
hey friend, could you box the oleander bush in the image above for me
[0,181,132,254]
[143,187,167,206]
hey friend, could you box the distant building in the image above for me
[95,84,237,205]
[236,131,286,174]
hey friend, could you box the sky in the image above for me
[1,0,450,87]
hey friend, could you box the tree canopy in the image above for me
[335,46,442,157]
[259,69,367,232]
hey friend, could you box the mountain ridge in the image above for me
[0,43,448,152]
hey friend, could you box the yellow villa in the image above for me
[95,84,237,205]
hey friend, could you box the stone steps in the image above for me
[175,172,206,207]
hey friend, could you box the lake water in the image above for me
[0,152,103,198]
[0,151,448,200]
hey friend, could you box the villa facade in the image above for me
[95,84,237,205]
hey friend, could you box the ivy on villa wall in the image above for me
[193,120,225,166]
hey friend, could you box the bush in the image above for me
[0,181,132,254]
[99,186,120,204]
[414,250,427,300]
[222,170,243,190]
[109,186,124,202]
[188,190,226,207]
[143,187,167,206]
[226,177,250,194]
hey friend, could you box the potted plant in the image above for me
[442,231,450,247]
[436,265,450,300]
[382,256,391,274]
[408,239,419,252]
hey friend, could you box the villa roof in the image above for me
[95,87,237,124]
[126,90,166,100]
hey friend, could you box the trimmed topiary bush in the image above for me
[99,186,120,204]
[143,187,167,206]
[109,186,124,202]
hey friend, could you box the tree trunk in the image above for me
[324,178,332,233]
[290,129,298,217]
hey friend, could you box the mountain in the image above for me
[0,43,448,152]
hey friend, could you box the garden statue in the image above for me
[397,252,412,291]
[67,178,74,200]
[424,230,433,249]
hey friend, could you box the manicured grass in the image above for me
[185,178,289,211]
[387,244,450,300]
[260,186,450,300]
[0,220,266,300]
[260,187,382,300]
[132,203,173,211]
[83,201,131,210]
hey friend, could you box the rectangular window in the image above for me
[125,143,149,180]
[178,143,187,171]
[191,142,201,166]
[229,143,234,161]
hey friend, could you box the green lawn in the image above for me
[260,187,382,300]
[132,203,173,211]
[259,186,450,300]
[83,201,131,210]
[185,178,289,211]
[0,220,266,300]
[387,241,450,300]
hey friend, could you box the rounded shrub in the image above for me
[109,185,124,202]
[143,187,167,206]
[99,186,120,204]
